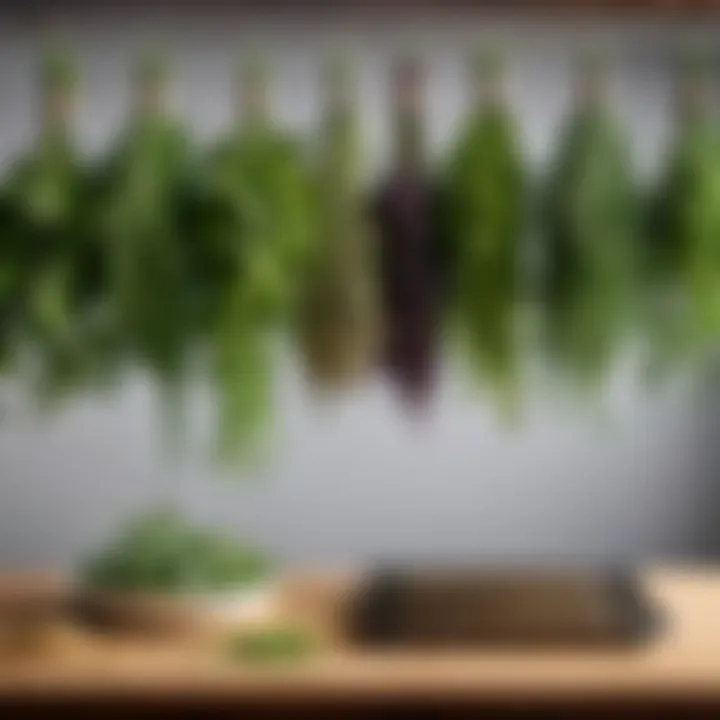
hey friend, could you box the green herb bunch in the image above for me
[445,52,526,416]
[645,50,720,378]
[83,510,270,593]
[542,55,639,388]
[3,49,105,401]
[189,56,314,462]
[298,57,380,388]
[96,54,194,439]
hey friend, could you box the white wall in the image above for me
[0,8,719,570]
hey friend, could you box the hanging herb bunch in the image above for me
[0,190,19,373]
[646,49,720,378]
[542,53,639,390]
[97,53,193,439]
[298,57,380,390]
[4,49,103,402]
[191,56,313,462]
[373,55,443,410]
[444,50,526,416]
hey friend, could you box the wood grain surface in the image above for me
[0,567,718,705]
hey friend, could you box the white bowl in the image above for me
[74,581,279,636]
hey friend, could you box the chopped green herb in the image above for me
[226,626,316,665]
[82,510,271,593]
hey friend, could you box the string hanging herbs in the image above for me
[645,51,720,380]
[298,58,380,390]
[191,57,313,463]
[97,54,194,445]
[373,55,443,409]
[542,55,639,390]
[0,190,20,373]
[444,52,526,417]
[4,50,104,403]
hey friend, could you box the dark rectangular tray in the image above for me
[351,567,659,649]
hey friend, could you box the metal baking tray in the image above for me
[351,567,660,649]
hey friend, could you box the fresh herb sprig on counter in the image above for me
[226,626,317,665]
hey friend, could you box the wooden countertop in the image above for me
[0,567,719,705]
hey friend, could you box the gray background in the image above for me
[0,7,719,571]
